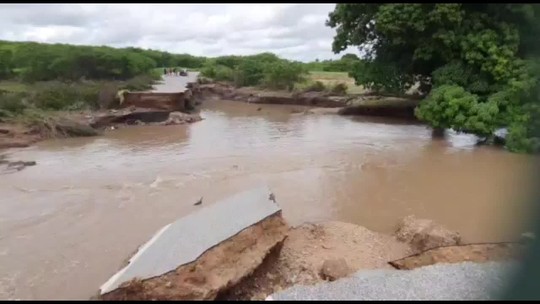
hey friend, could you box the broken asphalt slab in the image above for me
[99,186,287,300]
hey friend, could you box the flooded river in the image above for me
[0,99,537,299]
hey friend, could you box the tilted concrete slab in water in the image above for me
[99,186,281,295]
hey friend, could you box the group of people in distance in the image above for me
[163,67,187,76]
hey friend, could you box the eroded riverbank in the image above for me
[0,97,537,299]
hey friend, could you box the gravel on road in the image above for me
[268,261,519,300]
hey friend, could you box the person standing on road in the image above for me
[173,67,177,76]
[163,68,167,76]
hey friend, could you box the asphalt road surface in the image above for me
[100,186,279,294]
[268,261,519,301]
[151,72,199,93]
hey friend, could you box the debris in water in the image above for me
[150,176,163,188]
[8,161,37,167]
[13,186,37,193]
[1,159,37,173]
[194,197,203,206]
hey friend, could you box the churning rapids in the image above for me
[0,99,537,299]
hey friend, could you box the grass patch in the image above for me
[0,74,158,117]
[0,81,30,93]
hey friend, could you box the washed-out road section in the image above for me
[100,185,280,295]
[150,72,199,93]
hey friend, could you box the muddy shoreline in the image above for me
[218,218,526,301]
[191,81,420,119]
[0,79,420,151]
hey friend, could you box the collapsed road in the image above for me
[1,71,531,300]
[151,72,199,93]
[96,185,524,301]
[98,186,288,300]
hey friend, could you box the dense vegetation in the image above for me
[305,54,361,72]
[0,40,205,82]
[0,40,209,117]
[327,4,540,153]
[199,53,307,90]
[198,52,360,91]
[0,40,357,118]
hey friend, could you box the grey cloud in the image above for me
[272,4,333,27]
[0,4,106,27]
[0,3,359,61]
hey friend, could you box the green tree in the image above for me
[263,61,307,91]
[233,59,266,87]
[327,4,540,153]
[0,49,13,79]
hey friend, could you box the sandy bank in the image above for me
[217,217,525,300]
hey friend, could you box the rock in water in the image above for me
[320,258,352,281]
[395,215,461,253]
[1,159,37,173]
[164,112,203,125]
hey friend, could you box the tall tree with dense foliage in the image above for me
[327,4,540,153]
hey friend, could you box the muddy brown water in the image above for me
[0,99,538,300]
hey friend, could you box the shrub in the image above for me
[213,65,234,82]
[30,83,80,110]
[197,77,212,84]
[0,91,27,115]
[233,59,265,87]
[304,81,326,92]
[415,84,499,137]
[121,74,157,91]
[29,82,100,111]
[262,61,308,91]
[200,54,309,90]
[330,83,348,95]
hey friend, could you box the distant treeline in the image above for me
[0,40,361,116]
[304,54,361,72]
[0,40,206,82]
[0,40,360,83]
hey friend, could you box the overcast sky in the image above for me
[0,3,359,62]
